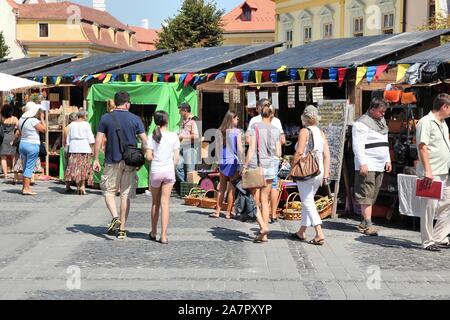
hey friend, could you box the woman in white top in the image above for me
[146,111,180,245]
[65,109,95,195]
[17,102,47,196]
[290,105,330,246]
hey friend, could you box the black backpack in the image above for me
[421,62,441,83]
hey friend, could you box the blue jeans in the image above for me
[176,147,197,182]
[19,141,39,179]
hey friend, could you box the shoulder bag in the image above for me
[109,113,145,167]
[242,125,266,189]
[12,118,30,147]
[289,128,321,181]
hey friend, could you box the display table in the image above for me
[398,174,423,217]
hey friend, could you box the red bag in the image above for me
[384,90,403,104]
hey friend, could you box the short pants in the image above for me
[151,171,176,188]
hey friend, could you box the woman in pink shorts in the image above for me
[146,111,180,244]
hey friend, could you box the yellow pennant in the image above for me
[225,72,234,84]
[175,74,181,83]
[396,64,410,82]
[255,71,263,89]
[43,77,47,85]
[79,75,87,81]
[356,67,368,86]
[124,74,129,82]
[103,74,112,84]
[277,65,287,73]
[55,76,62,85]
[153,73,158,82]
[136,74,142,82]
[298,69,307,81]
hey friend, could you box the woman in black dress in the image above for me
[0,104,19,179]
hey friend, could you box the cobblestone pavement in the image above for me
[1,180,450,300]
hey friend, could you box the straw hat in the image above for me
[22,102,40,118]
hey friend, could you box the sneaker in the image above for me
[107,218,121,235]
[117,230,127,240]
[363,226,379,236]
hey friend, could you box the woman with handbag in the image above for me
[16,102,47,196]
[243,104,281,243]
[210,111,244,219]
[0,104,19,179]
[290,105,330,246]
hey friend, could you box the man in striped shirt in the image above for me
[353,98,392,236]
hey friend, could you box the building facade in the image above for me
[274,0,448,50]
[13,1,141,58]
[222,0,276,46]
[0,1,25,59]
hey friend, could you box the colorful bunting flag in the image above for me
[193,75,201,85]
[145,74,152,82]
[356,67,368,85]
[124,74,129,82]
[289,69,297,81]
[328,68,338,81]
[207,73,218,81]
[235,72,243,83]
[43,77,47,85]
[307,70,314,80]
[270,71,277,83]
[111,74,117,82]
[215,72,227,80]
[79,75,87,82]
[131,75,137,82]
[98,73,107,81]
[184,73,194,87]
[262,71,270,82]
[103,74,112,84]
[225,72,234,84]
[255,71,262,84]
[277,65,287,73]
[315,68,324,81]
[136,74,142,82]
[179,74,187,83]
[298,69,307,82]
[164,74,170,82]
[84,75,94,82]
[158,74,165,82]
[93,74,101,79]
[397,64,410,82]
[375,64,388,81]
[366,66,377,84]
[242,71,251,83]
[338,68,347,87]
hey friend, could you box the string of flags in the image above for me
[32,64,397,87]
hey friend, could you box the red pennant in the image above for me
[375,65,388,81]
[97,73,107,81]
[184,73,194,87]
[315,68,324,80]
[207,73,218,81]
[235,72,243,83]
[164,74,170,82]
[145,74,152,82]
[338,68,347,88]
[262,71,270,82]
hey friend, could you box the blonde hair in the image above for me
[261,104,274,119]
[106,99,116,113]
[301,105,320,126]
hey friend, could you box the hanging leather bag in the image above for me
[384,90,403,104]
[242,125,266,189]
[401,92,417,105]
[289,128,321,181]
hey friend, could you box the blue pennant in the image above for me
[131,75,137,82]
[307,70,315,79]
[242,71,250,83]
[179,74,187,83]
[328,68,338,81]
[111,74,117,82]
[366,66,377,84]
[289,69,297,81]
[158,74,164,82]
[84,75,94,82]
[270,71,278,83]
[193,76,201,85]
[215,72,227,80]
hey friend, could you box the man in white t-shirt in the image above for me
[245,99,286,223]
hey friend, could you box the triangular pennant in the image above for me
[356,67,368,85]
[262,71,270,82]
[225,72,234,84]
[98,73,107,81]
[145,74,152,82]
[315,68,324,80]
[164,74,170,82]
[55,76,62,85]
[298,69,307,81]
[51,76,57,84]
[289,69,297,81]
[93,74,102,79]
[328,68,338,81]
[43,77,47,85]
[375,65,388,81]
[136,74,142,82]
[215,72,227,80]
[307,70,315,79]
[175,74,181,83]
[79,75,87,81]
[277,65,287,73]
[124,74,129,82]
[103,74,112,84]
[184,73,195,87]
[235,72,243,83]
[158,74,164,82]
[207,73,217,81]
[193,75,201,85]
[151,73,157,82]
[255,71,262,84]
[366,66,377,84]
[179,73,187,83]
[338,68,347,87]
[131,75,137,82]
[242,71,251,83]
[111,74,117,82]
[270,71,278,83]
[84,75,94,82]
[397,64,410,82]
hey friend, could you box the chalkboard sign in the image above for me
[318,100,348,181]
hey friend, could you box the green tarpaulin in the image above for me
[60,82,198,188]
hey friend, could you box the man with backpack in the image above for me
[93,92,148,240]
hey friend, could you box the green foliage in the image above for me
[156,0,224,52]
[418,13,450,44]
[0,31,10,59]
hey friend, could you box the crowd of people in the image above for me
[0,91,449,251]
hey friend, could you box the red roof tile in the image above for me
[129,26,160,51]
[222,0,275,33]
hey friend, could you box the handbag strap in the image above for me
[20,118,31,133]
[433,121,450,152]
[306,127,315,153]
[255,124,261,167]
[109,112,127,154]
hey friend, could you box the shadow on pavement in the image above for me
[2,189,22,194]
[66,224,114,241]
[355,235,421,250]
[207,226,253,243]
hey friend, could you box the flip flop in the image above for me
[290,233,307,242]
[309,238,325,246]
[209,213,220,219]
[159,239,168,245]
[22,192,37,196]
[149,233,157,241]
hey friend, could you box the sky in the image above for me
[72,0,244,29]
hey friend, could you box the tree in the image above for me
[0,31,10,59]
[156,0,224,52]
[418,13,450,43]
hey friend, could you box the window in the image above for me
[353,17,364,36]
[39,23,49,38]
[113,30,117,43]
[304,27,312,43]
[323,23,333,38]
[97,26,102,40]
[429,0,436,20]
[286,30,293,49]
[243,6,252,21]
[382,13,394,34]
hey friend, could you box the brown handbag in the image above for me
[384,90,403,104]
[289,128,321,181]
[242,125,266,189]
[401,92,417,105]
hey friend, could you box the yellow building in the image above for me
[222,0,276,46]
[14,1,141,58]
[274,0,448,49]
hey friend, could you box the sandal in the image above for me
[309,238,325,246]
[254,230,269,243]
[424,245,441,252]
[209,213,220,219]
[290,233,306,242]
[149,233,157,241]
[159,239,168,245]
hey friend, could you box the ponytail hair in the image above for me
[261,104,274,119]
[152,111,169,144]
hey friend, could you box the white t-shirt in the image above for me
[248,115,284,134]
[67,121,95,154]
[148,131,180,173]
[19,117,40,145]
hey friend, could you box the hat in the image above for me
[22,102,40,118]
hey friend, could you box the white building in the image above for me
[0,1,25,59]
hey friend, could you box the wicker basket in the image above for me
[282,192,302,221]
[184,188,206,206]
[198,190,219,209]
[315,196,333,220]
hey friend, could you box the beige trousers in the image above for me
[419,174,450,248]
